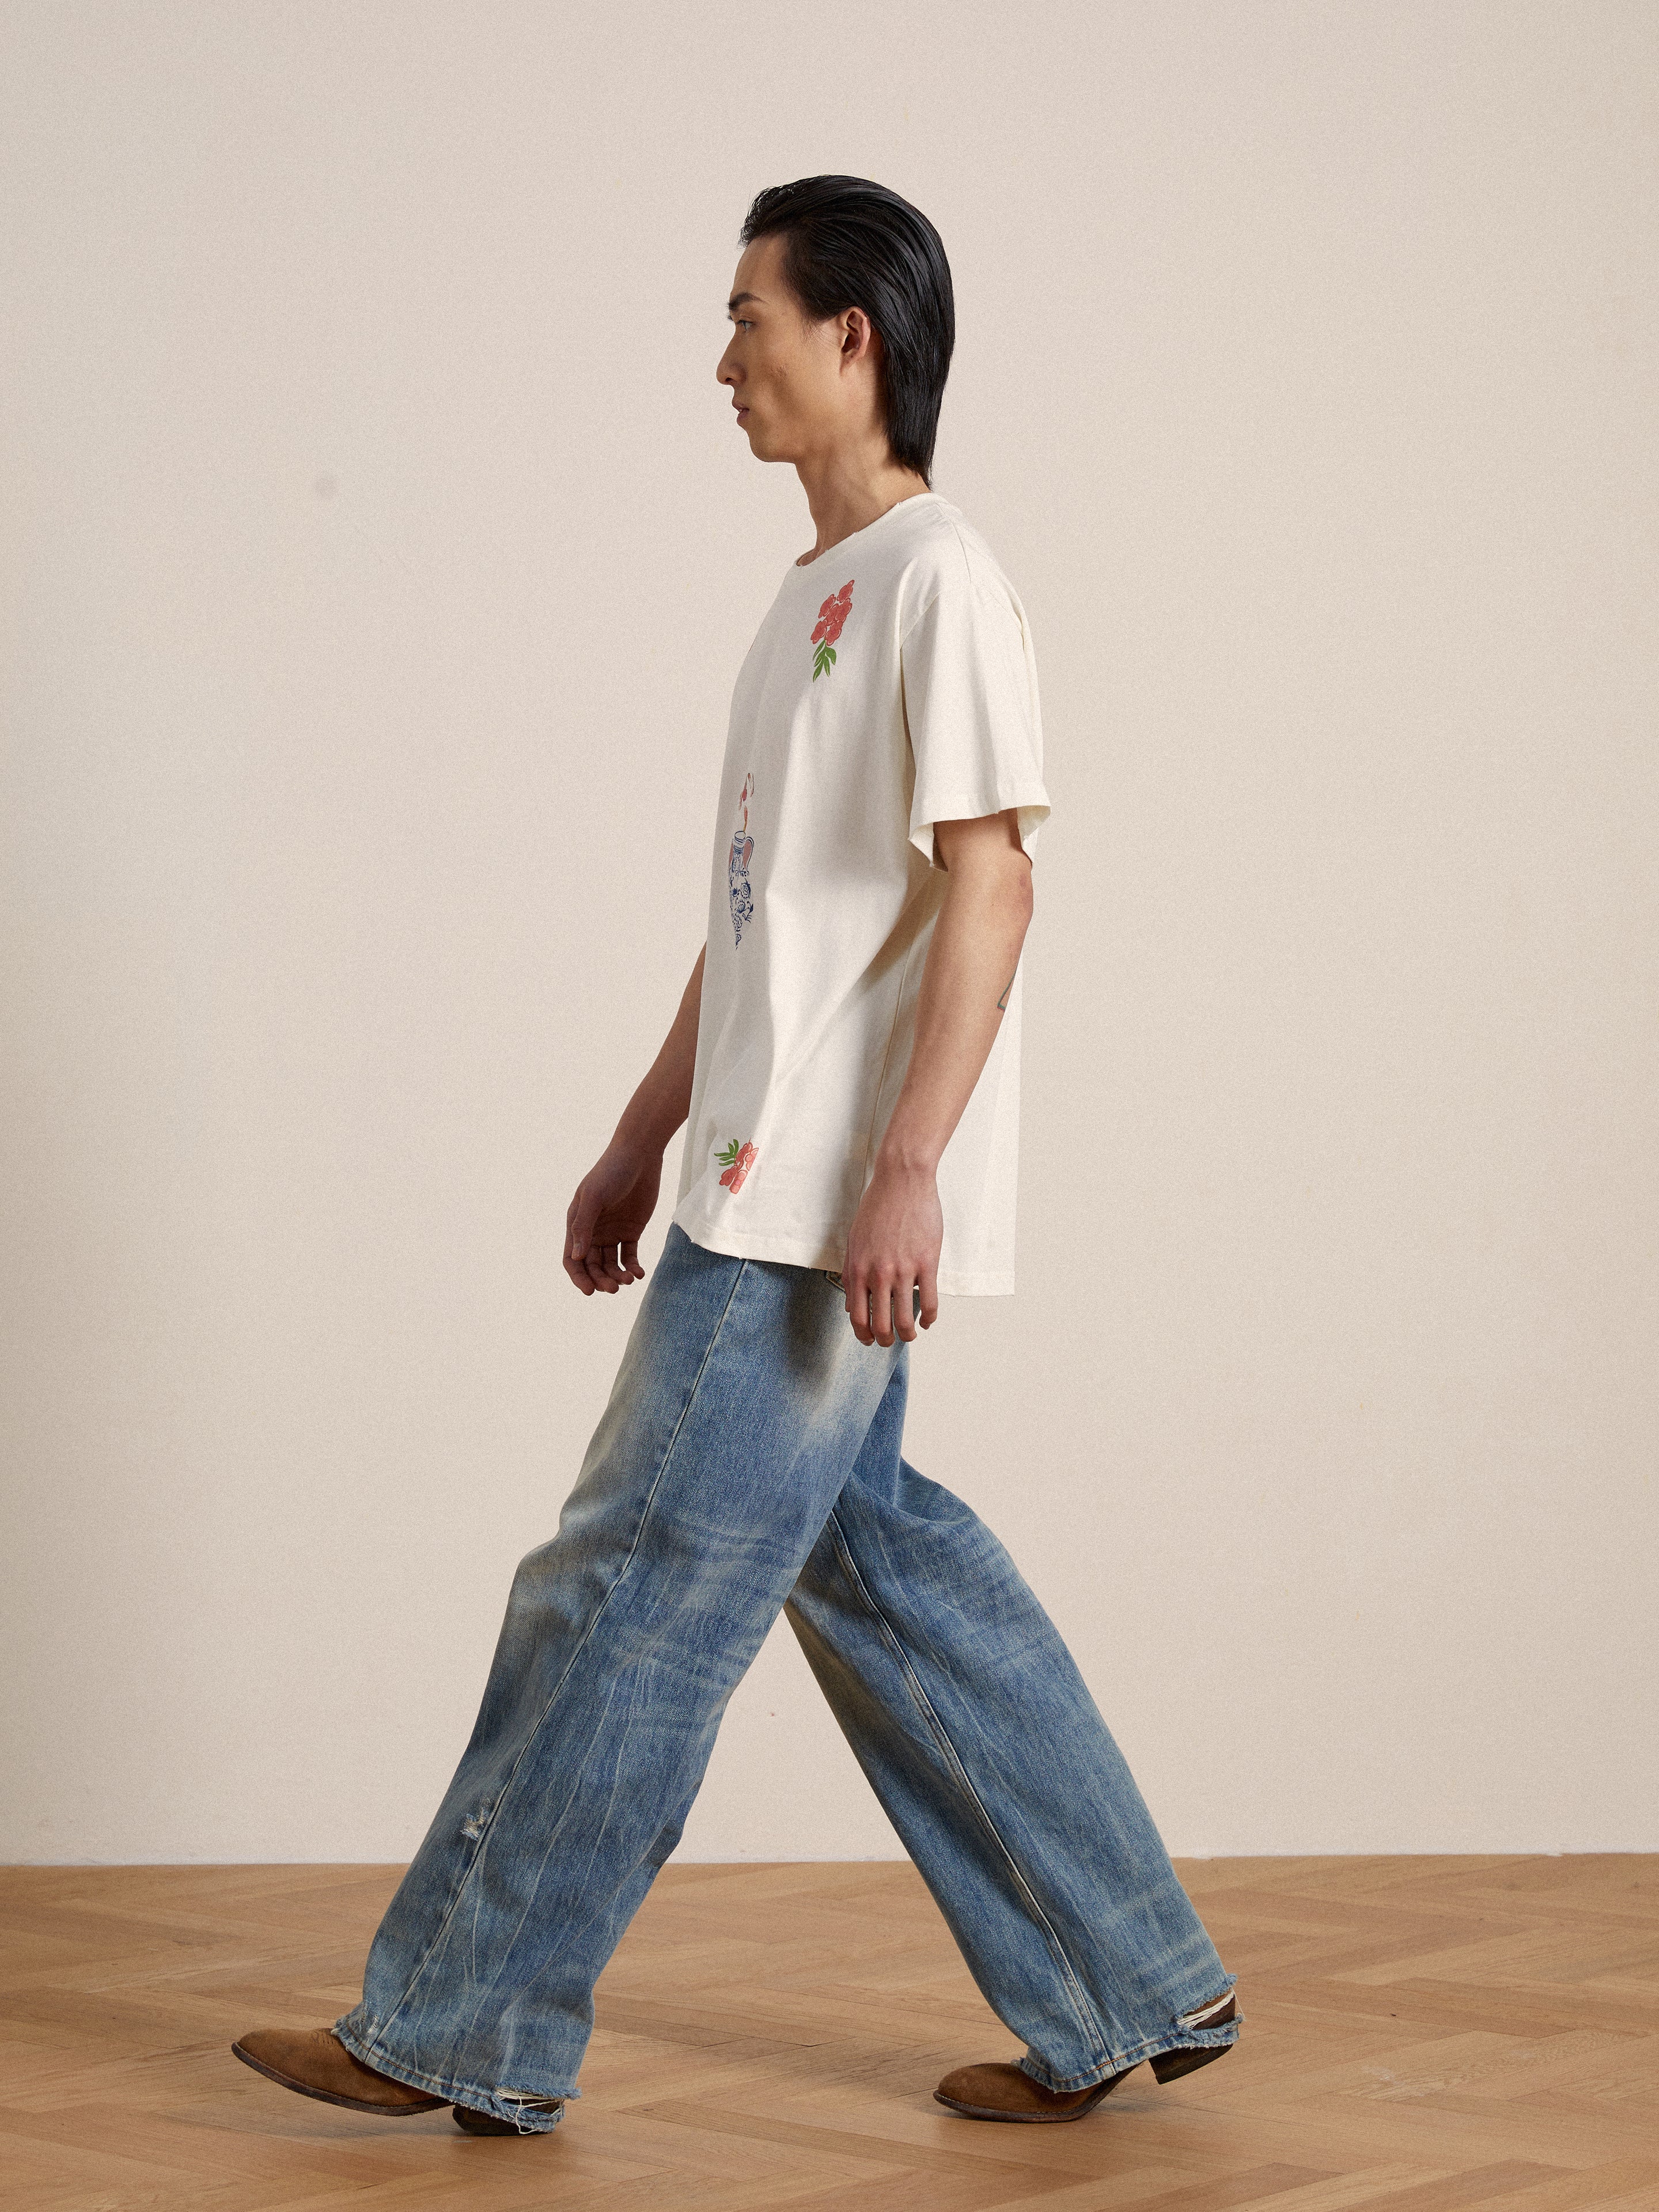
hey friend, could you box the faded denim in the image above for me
[334,1223,1239,2131]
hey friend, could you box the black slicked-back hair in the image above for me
[738,176,955,486]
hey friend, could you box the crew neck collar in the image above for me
[791,489,945,573]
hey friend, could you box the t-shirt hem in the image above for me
[671,1209,1014,1296]
[909,784,1051,866]
[672,1209,844,1274]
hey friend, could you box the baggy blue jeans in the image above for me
[334,1224,1240,2130]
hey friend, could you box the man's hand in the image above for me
[563,1140,662,1296]
[842,1157,943,1346]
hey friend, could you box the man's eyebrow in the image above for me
[727,291,761,313]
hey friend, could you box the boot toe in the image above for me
[232,2026,449,2115]
[934,2059,1127,2122]
[936,2061,1022,2107]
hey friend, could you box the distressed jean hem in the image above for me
[1016,1986,1244,2094]
[331,2009,571,2132]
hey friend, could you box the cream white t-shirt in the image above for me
[671,490,1050,1294]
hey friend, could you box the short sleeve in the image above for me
[899,547,1051,870]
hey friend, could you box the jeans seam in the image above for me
[823,1508,1112,2068]
[369,1254,755,2057]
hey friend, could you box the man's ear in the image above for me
[842,307,880,366]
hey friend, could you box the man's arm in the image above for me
[613,942,706,1157]
[842,808,1033,1347]
[563,942,705,1296]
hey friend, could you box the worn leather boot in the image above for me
[934,1991,1237,2122]
[232,2027,449,2116]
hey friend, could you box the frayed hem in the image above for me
[331,2013,571,2133]
[1017,2001,1244,2096]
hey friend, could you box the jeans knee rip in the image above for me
[459,1794,503,1842]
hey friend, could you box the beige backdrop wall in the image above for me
[3,1,1654,1865]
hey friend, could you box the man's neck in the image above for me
[794,453,933,567]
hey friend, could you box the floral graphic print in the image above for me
[716,1137,758,1192]
[728,771,755,945]
[811,579,854,681]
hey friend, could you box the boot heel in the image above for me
[1150,2040,1231,2085]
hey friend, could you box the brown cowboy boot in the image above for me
[232,2027,449,2116]
[934,1991,1237,2122]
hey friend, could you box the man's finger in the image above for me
[564,1211,595,1294]
[916,1264,939,1331]
[570,1214,611,1293]
[573,1209,627,1289]
[594,1240,627,1285]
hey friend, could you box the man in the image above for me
[233,175,1240,2138]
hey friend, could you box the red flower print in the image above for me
[716,1137,758,1192]
[812,581,854,645]
[811,579,854,680]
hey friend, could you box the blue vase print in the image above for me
[728,772,755,946]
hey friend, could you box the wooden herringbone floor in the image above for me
[1,1857,1655,2209]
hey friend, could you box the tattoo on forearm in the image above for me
[997,967,1017,1012]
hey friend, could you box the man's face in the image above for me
[717,232,860,464]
